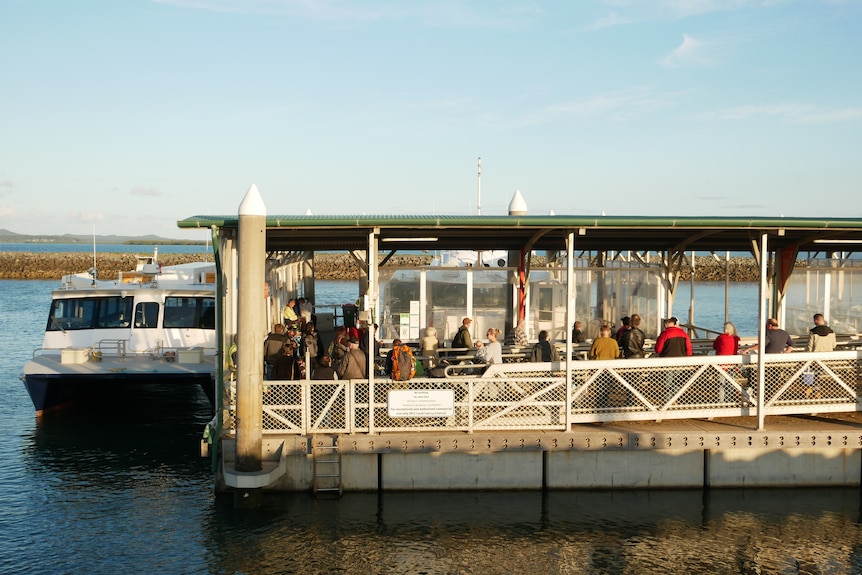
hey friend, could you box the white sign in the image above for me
[388,389,454,418]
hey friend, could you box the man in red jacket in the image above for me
[655,317,692,357]
[655,317,692,405]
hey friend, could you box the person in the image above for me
[615,317,631,341]
[271,342,301,380]
[282,298,298,327]
[713,322,740,355]
[807,313,836,352]
[297,297,313,325]
[475,328,502,365]
[619,314,646,358]
[419,326,440,368]
[336,337,367,379]
[505,319,528,347]
[747,318,794,354]
[302,322,324,366]
[452,317,473,349]
[530,330,561,362]
[589,324,620,360]
[655,317,692,357]
[312,355,336,380]
[571,321,586,344]
[359,322,381,359]
[384,338,403,376]
[263,323,287,379]
[227,335,237,375]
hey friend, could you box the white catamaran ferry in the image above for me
[22,249,217,415]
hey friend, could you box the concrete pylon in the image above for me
[235,184,266,506]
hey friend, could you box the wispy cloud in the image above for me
[0,205,16,218]
[74,211,105,223]
[662,33,709,67]
[540,86,688,122]
[589,11,632,29]
[131,186,162,197]
[0,180,12,197]
[716,103,862,124]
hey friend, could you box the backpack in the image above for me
[390,345,416,381]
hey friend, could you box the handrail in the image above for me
[222,349,862,436]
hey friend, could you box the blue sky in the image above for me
[1,1,860,239]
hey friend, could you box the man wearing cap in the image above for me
[336,337,367,380]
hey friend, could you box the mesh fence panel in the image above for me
[219,354,862,435]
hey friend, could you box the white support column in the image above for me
[566,232,575,430]
[368,229,378,434]
[419,269,427,331]
[757,233,769,431]
[466,269,474,330]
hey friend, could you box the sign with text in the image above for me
[388,389,454,418]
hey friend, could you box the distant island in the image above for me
[0,227,205,246]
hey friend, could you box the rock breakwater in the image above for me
[0,252,771,281]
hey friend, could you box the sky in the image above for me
[1,0,861,240]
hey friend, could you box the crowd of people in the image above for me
[256,298,838,384]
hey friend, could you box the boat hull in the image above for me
[23,355,215,415]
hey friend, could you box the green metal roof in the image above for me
[177,214,862,253]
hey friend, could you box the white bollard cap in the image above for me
[239,184,267,216]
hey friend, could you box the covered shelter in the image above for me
[179,212,862,441]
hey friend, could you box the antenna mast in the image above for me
[477,156,482,216]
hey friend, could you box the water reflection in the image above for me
[13,375,862,575]
[204,489,862,575]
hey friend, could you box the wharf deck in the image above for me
[293,413,862,456]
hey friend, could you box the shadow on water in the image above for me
[23,382,214,483]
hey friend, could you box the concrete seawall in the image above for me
[0,252,772,281]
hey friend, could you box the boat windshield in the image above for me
[47,296,134,331]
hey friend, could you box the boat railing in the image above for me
[219,350,862,435]
[93,339,128,358]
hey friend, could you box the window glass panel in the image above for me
[95,297,133,328]
[164,297,216,329]
[47,299,96,331]
[134,302,160,328]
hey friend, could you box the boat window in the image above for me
[164,296,216,329]
[134,302,160,328]
[46,296,134,331]
[96,296,133,328]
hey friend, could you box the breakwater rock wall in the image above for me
[0,252,769,281]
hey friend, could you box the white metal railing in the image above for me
[220,350,862,435]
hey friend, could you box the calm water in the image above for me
[3,278,862,574]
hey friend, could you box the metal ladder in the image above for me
[312,437,342,496]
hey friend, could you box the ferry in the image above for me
[21,249,217,415]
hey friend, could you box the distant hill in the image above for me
[0,228,204,245]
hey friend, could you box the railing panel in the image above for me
[219,351,862,436]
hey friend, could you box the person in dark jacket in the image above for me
[272,343,301,380]
[571,321,586,344]
[452,317,473,349]
[619,314,646,358]
[263,323,288,379]
[312,355,336,380]
[530,330,560,362]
